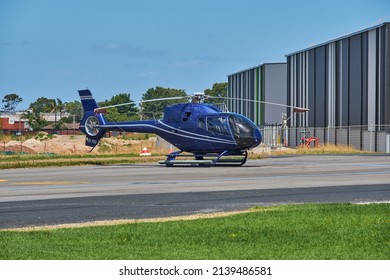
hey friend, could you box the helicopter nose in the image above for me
[253,128,262,146]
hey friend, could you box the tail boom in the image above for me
[78,89,159,147]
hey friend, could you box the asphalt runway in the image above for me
[1,155,390,229]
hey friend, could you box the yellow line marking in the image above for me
[12,181,88,185]
[0,179,7,183]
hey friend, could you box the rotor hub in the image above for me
[191,92,205,103]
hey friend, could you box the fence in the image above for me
[260,125,287,148]
[260,125,390,153]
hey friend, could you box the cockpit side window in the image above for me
[206,116,230,135]
[198,117,206,130]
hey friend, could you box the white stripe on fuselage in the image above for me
[83,121,236,145]
[157,120,235,143]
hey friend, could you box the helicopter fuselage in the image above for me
[82,103,262,154]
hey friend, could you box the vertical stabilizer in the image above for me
[79,89,99,112]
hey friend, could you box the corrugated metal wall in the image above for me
[228,66,261,125]
[286,22,390,129]
[227,63,287,126]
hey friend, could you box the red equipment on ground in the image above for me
[300,131,320,147]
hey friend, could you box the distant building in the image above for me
[40,112,70,122]
[0,111,74,135]
[227,63,287,126]
[0,112,29,134]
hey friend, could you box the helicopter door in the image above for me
[228,116,256,148]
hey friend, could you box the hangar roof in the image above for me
[227,62,286,77]
[285,21,390,57]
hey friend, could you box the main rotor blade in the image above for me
[94,96,189,113]
[222,97,309,112]
[139,96,189,104]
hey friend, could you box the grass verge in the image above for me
[1,203,389,260]
[295,144,369,155]
[0,153,166,169]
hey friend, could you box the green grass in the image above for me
[1,203,389,260]
[0,153,166,169]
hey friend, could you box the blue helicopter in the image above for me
[78,89,262,166]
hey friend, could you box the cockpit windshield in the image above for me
[197,114,260,149]
[198,115,255,138]
[228,115,254,138]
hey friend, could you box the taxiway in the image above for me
[1,155,389,229]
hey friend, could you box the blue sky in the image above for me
[1,0,389,109]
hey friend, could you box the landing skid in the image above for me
[158,151,248,167]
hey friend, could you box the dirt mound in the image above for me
[1,134,167,155]
[2,140,36,153]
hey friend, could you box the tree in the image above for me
[50,98,65,131]
[98,93,139,122]
[140,87,187,119]
[1,93,23,112]
[29,97,56,113]
[62,101,83,123]
[203,82,227,104]
[25,97,54,131]
[22,110,47,131]
[28,97,65,131]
